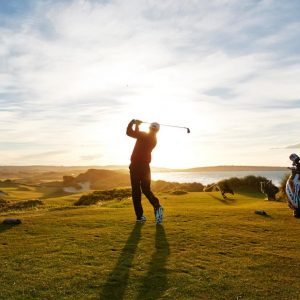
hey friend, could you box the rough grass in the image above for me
[75,188,132,206]
[0,199,43,212]
[0,190,300,299]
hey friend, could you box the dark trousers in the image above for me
[129,163,160,219]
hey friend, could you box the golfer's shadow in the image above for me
[100,224,170,300]
[0,223,20,233]
[137,224,170,299]
[100,223,143,300]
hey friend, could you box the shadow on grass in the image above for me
[40,191,70,200]
[136,224,170,299]
[100,223,143,300]
[48,206,82,212]
[237,191,265,199]
[0,223,20,233]
[254,212,273,219]
[207,193,236,205]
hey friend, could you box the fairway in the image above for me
[1,192,300,300]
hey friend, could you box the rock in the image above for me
[255,210,268,216]
[2,218,22,225]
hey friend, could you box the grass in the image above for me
[75,189,132,206]
[0,188,300,299]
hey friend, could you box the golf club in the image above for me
[142,121,190,134]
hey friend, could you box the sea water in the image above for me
[151,170,289,186]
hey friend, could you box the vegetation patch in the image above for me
[216,175,270,193]
[75,188,132,206]
[0,199,43,212]
[16,186,31,192]
[276,174,289,201]
[0,198,8,208]
[152,180,204,192]
[0,179,18,187]
[170,190,188,195]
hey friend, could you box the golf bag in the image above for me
[286,153,300,218]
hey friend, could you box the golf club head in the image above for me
[187,128,190,134]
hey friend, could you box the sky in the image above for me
[0,0,300,168]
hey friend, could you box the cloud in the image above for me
[80,154,102,161]
[259,99,300,110]
[286,143,300,149]
[270,143,300,150]
[204,87,236,99]
[0,0,300,166]
[19,150,68,160]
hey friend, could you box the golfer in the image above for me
[126,119,164,224]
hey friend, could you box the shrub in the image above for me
[170,190,188,195]
[0,198,8,208]
[75,188,132,206]
[180,182,204,192]
[279,174,289,194]
[0,180,18,187]
[276,174,290,201]
[0,199,43,212]
[16,187,31,191]
[216,176,270,192]
[152,180,203,192]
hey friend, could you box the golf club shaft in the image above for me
[141,121,190,133]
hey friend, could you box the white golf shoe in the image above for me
[155,206,164,224]
[136,215,147,223]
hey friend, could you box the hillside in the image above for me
[62,168,130,190]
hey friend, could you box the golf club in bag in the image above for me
[286,153,300,218]
[141,121,190,134]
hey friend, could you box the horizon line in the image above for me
[0,164,288,169]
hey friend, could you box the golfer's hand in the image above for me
[134,119,143,125]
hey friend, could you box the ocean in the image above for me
[151,170,289,186]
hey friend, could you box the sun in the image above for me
[133,124,192,169]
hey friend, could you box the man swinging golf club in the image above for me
[126,119,164,224]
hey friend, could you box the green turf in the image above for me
[1,191,300,299]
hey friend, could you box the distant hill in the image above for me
[100,165,287,172]
[0,165,288,184]
[62,169,130,190]
[177,166,287,172]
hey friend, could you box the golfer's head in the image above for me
[149,122,160,133]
